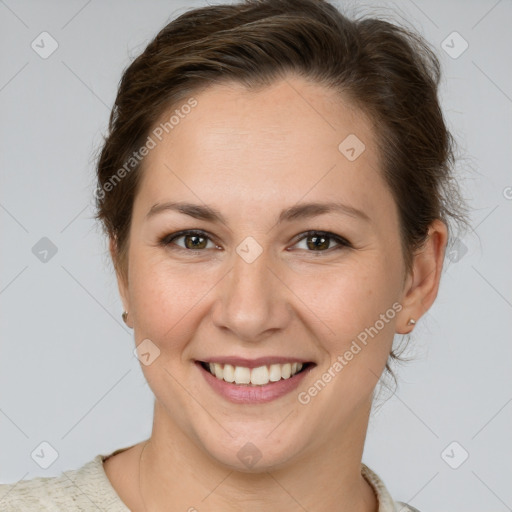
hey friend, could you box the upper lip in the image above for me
[197,356,314,369]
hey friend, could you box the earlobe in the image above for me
[396,220,448,334]
[109,237,131,326]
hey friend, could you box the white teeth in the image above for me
[205,361,305,386]
[269,364,282,382]
[234,366,251,384]
[214,363,223,379]
[250,365,269,385]
[223,364,235,383]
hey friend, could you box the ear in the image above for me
[109,237,132,328]
[396,219,448,334]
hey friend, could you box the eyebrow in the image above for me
[146,200,370,225]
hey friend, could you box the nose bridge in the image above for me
[212,242,289,341]
[233,244,270,301]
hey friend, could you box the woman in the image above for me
[0,0,467,510]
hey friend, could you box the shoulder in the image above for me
[0,454,129,512]
[361,463,422,512]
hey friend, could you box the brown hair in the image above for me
[95,0,468,382]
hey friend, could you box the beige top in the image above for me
[0,446,420,511]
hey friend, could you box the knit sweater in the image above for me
[0,447,420,511]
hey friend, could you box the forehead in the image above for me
[134,76,394,225]
[157,77,373,159]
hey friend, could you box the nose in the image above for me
[211,245,292,343]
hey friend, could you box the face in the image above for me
[116,75,417,471]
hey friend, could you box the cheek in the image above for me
[127,258,209,401]
[128,250,214,348]
[290,256,401,363]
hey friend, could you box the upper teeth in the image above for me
[207,362,304,386]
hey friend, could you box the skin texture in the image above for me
[103,74,447,511]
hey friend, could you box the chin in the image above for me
[192,424,308,474]
[205,443,299,474]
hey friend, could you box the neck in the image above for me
[138,401,378,512]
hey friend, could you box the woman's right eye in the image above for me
[159,230,219,251]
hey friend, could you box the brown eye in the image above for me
[306,234,330,251]
[160,230,217,251]
[183,233,208,249]
[292,231,350,252]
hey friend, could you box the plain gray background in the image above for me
[1,0,511,510]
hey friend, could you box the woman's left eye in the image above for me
[291,231,350,252]
[159,229,350,253]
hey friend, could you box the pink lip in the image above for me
[197,356,312,369]
[196,361,313,404]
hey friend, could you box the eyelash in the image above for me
[158,229,352,254]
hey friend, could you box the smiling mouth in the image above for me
[199,361,312,386]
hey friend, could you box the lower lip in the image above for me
[196,362,311,404]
